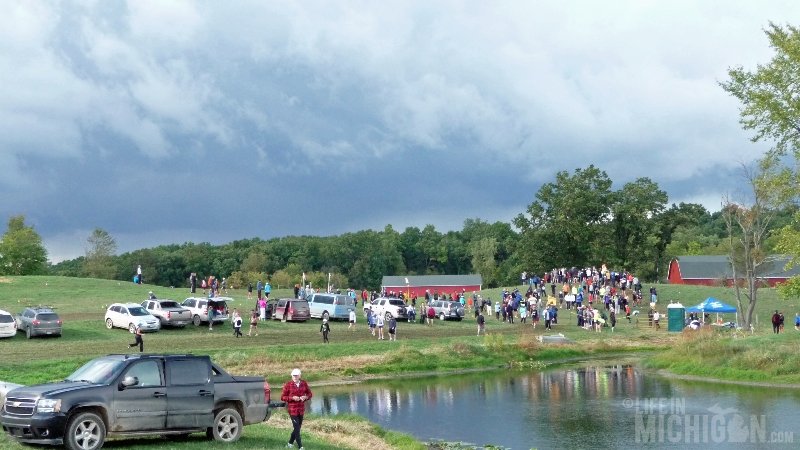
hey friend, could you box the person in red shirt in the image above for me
[281,368,313,449]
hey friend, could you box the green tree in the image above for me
[720,22,800,305]
[0,215,48,275]
[469,237,498,285]
[83,228,117,279]
[720,23,800,161]
[240,250,267,273]
[610,178,668,274]
[514,165,613,272]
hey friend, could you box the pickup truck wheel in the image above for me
[439,313,446,321]
[193,315,202,326]
[65,412,106,450]
[211,408,242,443]
[322,311,330,320]
[105,319,113,329]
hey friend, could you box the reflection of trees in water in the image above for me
[312,365,650,430]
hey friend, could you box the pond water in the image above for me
[309,363,800,449]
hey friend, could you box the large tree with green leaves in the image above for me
[0,215,48,275]
[514,165,613,273]
[84,228,117,279]
[720,22,800,303]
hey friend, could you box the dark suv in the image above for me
[16,307,62,339]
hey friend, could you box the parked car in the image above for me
[368,297,409,321]
[16,306,62,339]
[0,353,286,449]
[140,299,192,328]
[307,293,355,320]
[362,299,377,316]
[104,303,161,333]
[0,309,17,338]
[428,300,465,321]
[271,298,310,322]
[181,297,231,326]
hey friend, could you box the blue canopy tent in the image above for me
[686,297,738,326]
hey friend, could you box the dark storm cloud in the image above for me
[1,1,797,262]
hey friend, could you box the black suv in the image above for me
[16,307,62,339]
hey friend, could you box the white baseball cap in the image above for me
[291,368,301,376]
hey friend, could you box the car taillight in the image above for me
[288,308,294,315]
[264,381,271,403]
[203,306,208,315]
[167,311,171,319]
[32,320,40,325]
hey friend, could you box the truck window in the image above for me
[169,359,210,386]
[124,360,163,387]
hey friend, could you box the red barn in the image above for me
[667,255,799,287]
[381,274,483,299]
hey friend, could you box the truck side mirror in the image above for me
[120,376,139,389]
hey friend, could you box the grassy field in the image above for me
[0,276,798,449]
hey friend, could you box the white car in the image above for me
[367,297,409,321]
[0,309,16,338]
[104,303,161,333]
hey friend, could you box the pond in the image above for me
[309,363,800,449]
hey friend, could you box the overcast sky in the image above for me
[2,1,798,263]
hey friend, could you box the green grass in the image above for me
[1,275,799,448]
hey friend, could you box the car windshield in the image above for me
[160,301,180,308]
[128,307,149,316]
[65,358,126,384]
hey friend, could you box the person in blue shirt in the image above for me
[795,313,800,331]
[264,281,271,298]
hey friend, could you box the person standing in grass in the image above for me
[376,313,385,340]
[388,316,397,341]
[367,308,376,336]
[259,297,267,321]
[348,308,356,330]
[477,312,485,336]
[772,310,781,334]
[320,318,330,343]
[282,368,312,450]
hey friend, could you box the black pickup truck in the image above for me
[0,354,284,450]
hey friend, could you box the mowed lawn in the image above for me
[1,276,799,449]
[0,275,798,387]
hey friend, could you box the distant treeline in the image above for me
[46,167,798,290]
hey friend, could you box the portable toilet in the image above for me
[667,302,685,332]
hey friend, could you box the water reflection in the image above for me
[310,364,800,449]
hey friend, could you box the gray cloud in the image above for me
[1,0,796,262]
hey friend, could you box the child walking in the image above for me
[248,310,259,336]
[232,310,243,338]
